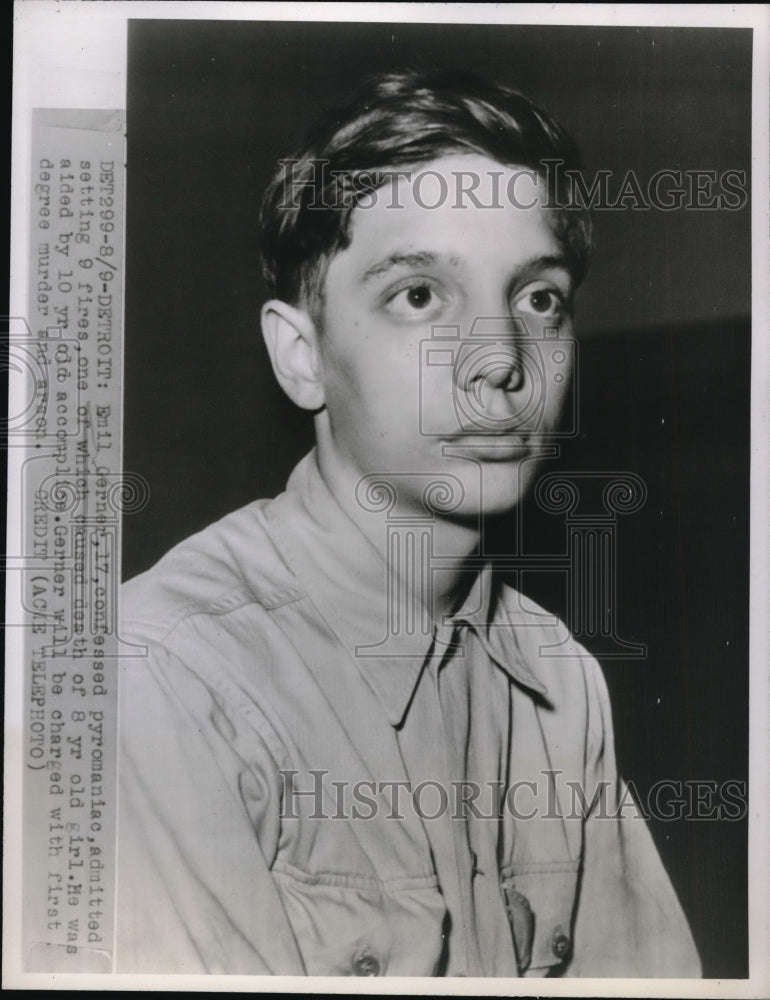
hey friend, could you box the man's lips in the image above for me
[440,432,533,460]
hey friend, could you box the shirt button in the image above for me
[551,927,570,960]
[352,948,381,976]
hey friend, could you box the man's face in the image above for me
[315,153,577,520]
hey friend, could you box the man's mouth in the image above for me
[440,431,533,461]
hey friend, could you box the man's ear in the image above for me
[261,299,325,411]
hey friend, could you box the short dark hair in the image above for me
[259,68,593,314]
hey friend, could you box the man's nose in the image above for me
[452,316,528,394]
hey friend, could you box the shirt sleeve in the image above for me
[564,653,702,978]
[114,639,305,975]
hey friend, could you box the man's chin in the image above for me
[441,454,537,515]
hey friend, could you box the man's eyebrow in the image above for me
[520,254,572,276]
[360,251,460,283]
[360,251,573,285]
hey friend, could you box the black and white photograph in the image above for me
[5,3,769,994]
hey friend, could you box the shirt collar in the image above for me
[266,451,548,726]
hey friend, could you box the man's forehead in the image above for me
[338,203,563,284]
[375,153,547,206]
[342,154,552,231]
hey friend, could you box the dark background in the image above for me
[124,21,751,977]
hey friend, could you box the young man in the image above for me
[116,69,701,977]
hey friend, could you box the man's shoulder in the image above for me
[121,495,301,643]
[494,579,608,702]
[494,579,581,652]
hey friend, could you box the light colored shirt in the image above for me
[115,451,701,977]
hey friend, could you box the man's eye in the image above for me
[405,284,433,309]
[384,280,445,319]
[514,288,564,319]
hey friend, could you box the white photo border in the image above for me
[5,2,769,996]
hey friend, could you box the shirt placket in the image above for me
[452,618,522,977]
[397,621,483,976]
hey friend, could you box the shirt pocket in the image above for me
[500,859,581,975]
[271,859,445,976]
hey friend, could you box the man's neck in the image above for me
[314,446,483,625]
